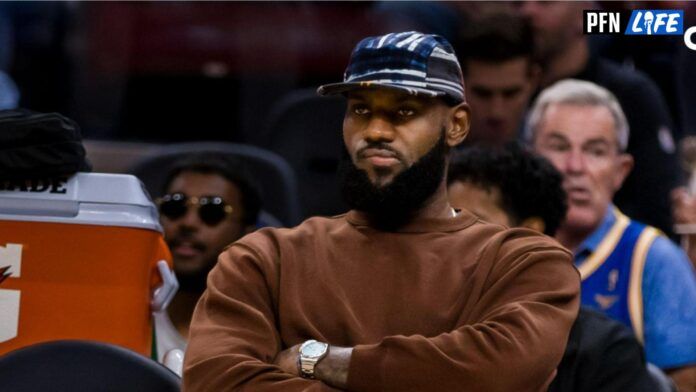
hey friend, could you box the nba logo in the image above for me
[0,243,22,343]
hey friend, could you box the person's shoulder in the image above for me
[642,228,695,281]
[465,220,572,266]
[635,221,690,266]
[493,225,570,254]
[223,214,350,262]
[455,210,552,242]
[238,214,349,246]
[453,212,508,236]
[622,219,695,292]
[646,230,685,257]
[469,224,578,298]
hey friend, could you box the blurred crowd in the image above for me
[2,1,696,230]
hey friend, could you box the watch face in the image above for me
[303,341,327,357]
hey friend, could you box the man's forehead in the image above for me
[170,171,239,193]
[543,130,615,144]
[533,103,623,150]
[544,102,613,120]
[466,57,531,77]
[346,88,438,104]
[466,60,530,88]
[542,103,615,132]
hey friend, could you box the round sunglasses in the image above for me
[156,193,234,226]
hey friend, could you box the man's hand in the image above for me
[274,344,301,376]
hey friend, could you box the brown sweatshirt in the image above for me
[183,210,580,391]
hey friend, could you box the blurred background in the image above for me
[1,1,692,141]
[1,1,695,221]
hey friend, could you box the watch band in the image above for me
[299,356,320,379]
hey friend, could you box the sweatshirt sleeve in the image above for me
[346,231,580,392]
[182,240,338,392]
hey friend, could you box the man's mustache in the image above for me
[168,233,206,252]
[356,143,405,162]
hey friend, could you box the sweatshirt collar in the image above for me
[345,208,478,233]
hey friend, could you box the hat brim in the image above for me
[317,81,445,99]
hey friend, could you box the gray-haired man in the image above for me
[528,79,696,390]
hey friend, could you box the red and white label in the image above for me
[0,244,22,343]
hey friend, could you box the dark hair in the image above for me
[162,153,262,226]
[448,143,567,236]
[456,13,535,74]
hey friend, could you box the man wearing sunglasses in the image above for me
[155,153,261,353]
[183,32,580,391]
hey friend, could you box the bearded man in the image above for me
[183,31,580,392]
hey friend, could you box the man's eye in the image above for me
[586,146,609,157]
[471,88,492,99]
[397,108,415,117]
[502,89,522,99]
[547,142,569,152]
[352,106,369,115]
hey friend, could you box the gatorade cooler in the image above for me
[0,173,177,357]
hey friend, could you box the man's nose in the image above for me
[489,95,506,117]
[364,116,395,143]
[177,206,201,229]
[564,149,586,174]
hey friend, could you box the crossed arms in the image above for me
[182,233,580,391]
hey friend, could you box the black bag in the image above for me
[0,109,91,180]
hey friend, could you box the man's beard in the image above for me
[340,130,448,230]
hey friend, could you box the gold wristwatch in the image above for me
[298,339,329,379]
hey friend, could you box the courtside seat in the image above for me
[263,89,348,218]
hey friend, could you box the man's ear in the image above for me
[446,103,471,147]
[520,216,546,234]
[612,153,634,192]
